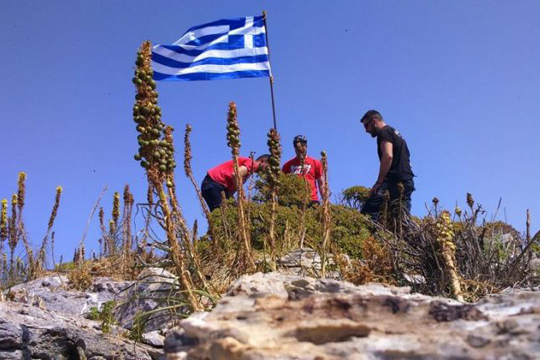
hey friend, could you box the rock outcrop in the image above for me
[0,274,161,359]
[164,272,540,359]
[2,271,540,359]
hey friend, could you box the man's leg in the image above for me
[201,175,227,212]
[361,181,389,221]
[388,179,415,215]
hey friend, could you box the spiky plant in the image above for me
[132,41,201,311]
[0,199,7,269]
[98,207,108,255]
[226,102,255,271]
[436,210,463,301]
[8,194,18,279]
[183,124,216,245]
[15,173,34,270]
[320,151,332,277]
[122,185,134,267]
[36,186,62,274]
[266,128,281,263]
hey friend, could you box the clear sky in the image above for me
[1,1,539,263]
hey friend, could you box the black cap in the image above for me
[293,135,307,146]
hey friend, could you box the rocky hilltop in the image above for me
[1,271,540,359]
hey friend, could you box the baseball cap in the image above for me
[293,135,307,146]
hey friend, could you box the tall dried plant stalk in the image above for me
[320,151,332,277]
[297,150,309,249]
[266,129,282,263]
[0,199,7,271]
[37,186,62,272]
[50,231,56,269]
[437,211,464,302]
[16,173,34,269]
[183,124,216,245]
[133,41,201,311]
[80,186,107,261]
[8,194,18,278]
[226,102,255,271]
[122,185,134,268]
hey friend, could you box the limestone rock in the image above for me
[0,301,158,359]
[165,272,540,360]
[115,267,185,332]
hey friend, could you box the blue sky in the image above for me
[1,1,539,263]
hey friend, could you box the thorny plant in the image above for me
[0,174,63,288]
[373,193,540,301]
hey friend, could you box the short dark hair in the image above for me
[256,154,270,162]
[361,110,382,123]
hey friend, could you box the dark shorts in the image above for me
[361,179,415,221]
[201,174,230,212]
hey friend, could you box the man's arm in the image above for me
[238,165,249,178]
[373,140,393,194]
[317,177,327,201]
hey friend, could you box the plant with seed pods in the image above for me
[8,194,18,281]
[226,102,255,271]
[36,186,62,274]
[0,199,7,280]
[436,210,463,301]
[183,123,217,256]
[266,128,281,263]
[132,41,201,311]
[320,151,332,277]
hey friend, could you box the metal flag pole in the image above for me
[263,10,278,130]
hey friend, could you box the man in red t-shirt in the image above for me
[282,135,326,205]
[201,154,270,211]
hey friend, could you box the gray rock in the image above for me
[8,275,133,318]
[165,271,540,360]
[0,301,156,359]
[143,330,165,347]
[115,267,185,332]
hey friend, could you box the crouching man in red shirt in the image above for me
[201,154,270,211]
[282,135,326,205]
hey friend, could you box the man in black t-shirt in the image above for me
[360,110,415,220]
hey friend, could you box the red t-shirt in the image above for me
[208,157,256,195]
[282,156,322,201]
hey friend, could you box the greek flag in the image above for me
[152,16,271,81]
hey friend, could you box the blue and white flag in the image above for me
[152,16,271,81]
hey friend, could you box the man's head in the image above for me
[255,154,270,172]
[293,135,308,158]
[360,110,385,138]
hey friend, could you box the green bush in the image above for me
[208,177,372,260]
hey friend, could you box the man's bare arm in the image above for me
[372,140,393,193]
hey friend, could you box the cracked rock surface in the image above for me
[165,272,540,360]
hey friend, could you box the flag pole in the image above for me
[263,10,278,130]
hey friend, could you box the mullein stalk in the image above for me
[16,173,34,270]
[108,219,116,256]
[266,129,282,264]
[50,231,56,269]
[122,185,134,268]
[184,124,216,246]
[37,186,62,272]
[109,192,120,256]
[298,150,309,249]
[226,102,255,271]
[98,207,108,256]
[8,195,18,280]
[437,210,464,302]
[133,41,201,311]
[320,151,331,278]
[164,126,209,291]
[0,199,7,276]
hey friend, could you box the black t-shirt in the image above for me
[377,125,414,181]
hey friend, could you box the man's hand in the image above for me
[371,181,383,195]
